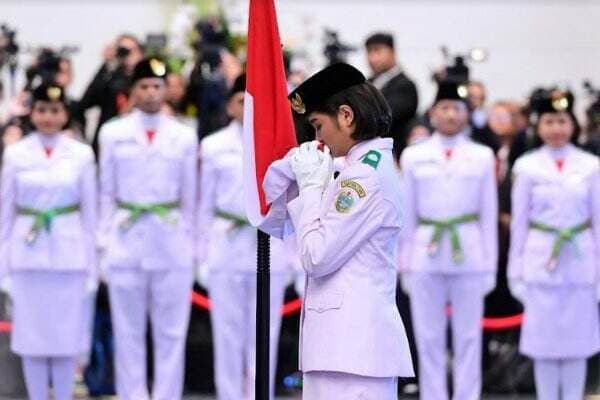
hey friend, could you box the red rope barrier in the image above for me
[190,291,523,330]
[1,293,523,333]
[0,321,12,333]
[482,314,524,331]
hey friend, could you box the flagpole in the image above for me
[256,229,271,400]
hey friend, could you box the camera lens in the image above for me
[116,46,131,59]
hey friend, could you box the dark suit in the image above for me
[72,64,131,155]
[370,68,418,158]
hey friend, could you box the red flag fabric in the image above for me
[243,0,297,225]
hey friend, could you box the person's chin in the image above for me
[38,128,59,135]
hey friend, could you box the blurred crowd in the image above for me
[1,14,600,398]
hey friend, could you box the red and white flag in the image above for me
[243,0,297,230]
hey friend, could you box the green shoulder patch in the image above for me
[361,150,382,169]
[341,179,366,198]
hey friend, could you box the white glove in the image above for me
[85,276,99,295]
[508,279,526,303]
[483,273,496,296]
[0,277,12,297]
[196,261,210,288]
[294,271,306,297]
[290,141,333,192]
[400,273,412,295]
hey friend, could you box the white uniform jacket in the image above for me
[98,109,197,270]
[288,137,413,378]
[0,133,97,277]
[399,133,498,274]
[508,144,600,286]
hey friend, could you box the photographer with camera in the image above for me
[364,33,418,160]
[73,33,143,154]
[2,48,78,142]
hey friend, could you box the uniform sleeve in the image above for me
[479,151,499,272]
[179,132,198,245]
[589,162,600,281]
[287,171,386,278]
[98,127,116,250]
[0,150,17,279]
[196,145,217,263]
[398,154,418,272]
[79,151,98,278]
[507,159,531,280]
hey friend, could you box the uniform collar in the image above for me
[371,65,402,90]
[344,137,393,165]
[132,108,165,145]
[542,143,573,160]
[32,131,66,158]
[133,108,162,129]
[431,130,468,149]
[227,120,244,152]
[230,119,243,137]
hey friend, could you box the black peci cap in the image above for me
[288,63,366,116]
[131,57,168,85]
[31,83,66,104]
[434,80,469,105]
[530,88,574,117]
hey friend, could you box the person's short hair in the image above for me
[117,33,143,52]
[365,33,394,50]
[311,82,392,140]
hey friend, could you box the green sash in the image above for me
[117,200,179,231]
[418,213,480,264]
[529,220,591,270]
[17,204,80,244]
[215,209,251,229]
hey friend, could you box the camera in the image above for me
[144,33,168,57]
[323,29,356,65]
[433,46,488,84]
[116,46,130,60]
[0,24,18,68]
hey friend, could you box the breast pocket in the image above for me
[531,179,560,208]
[114,142,142,161]
[305,291,344,314]
[413,162,443,180]
[155,148,183,181]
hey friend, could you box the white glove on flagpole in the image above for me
[85,276,99,295]
[0,277,13,298]
[290,141,333,193]
[400,273,412,295]
[484,273,496,296]
[508,279,526,303]
[196,261,210,288]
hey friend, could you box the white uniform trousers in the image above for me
[209,271,287,400]
[108,267,193,400]
[534,358,587,400]
[410,272,486,400]
[302,371,398,400]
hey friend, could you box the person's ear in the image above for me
[338,104,354,128]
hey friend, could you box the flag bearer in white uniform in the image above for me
[286,63,414,400]
[197,73,301,400]
[98,58,198,400]
[399,80,498,400]
[508,89,600,400]
[0,83,97,400]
